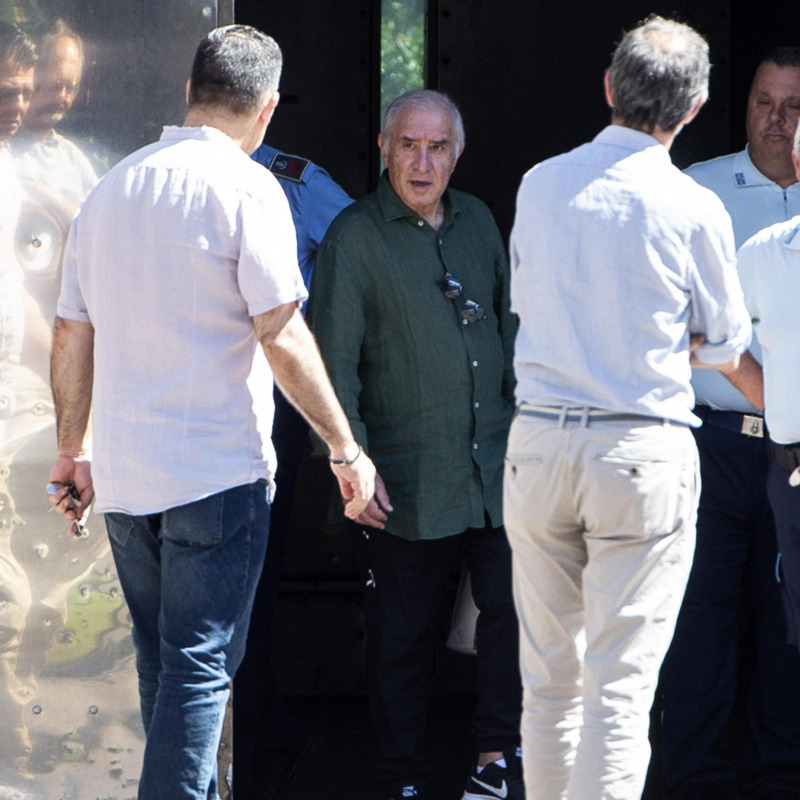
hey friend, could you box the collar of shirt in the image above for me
[727,145,775,188]
[375,169,461,228]
[592,124,671,162]
[159,124,238,148]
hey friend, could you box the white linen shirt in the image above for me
[738,218,800,444]
[509,125,752,427]
[685,148,800,413]
[57,125,307,514]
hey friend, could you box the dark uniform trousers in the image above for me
[357,523,522,789]
[660,414,800,796]
[767,446,800,651]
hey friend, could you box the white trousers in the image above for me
[503,413,699,800]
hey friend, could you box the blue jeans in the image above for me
[105,481,270,800]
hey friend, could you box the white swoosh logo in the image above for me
[473,778,508,799]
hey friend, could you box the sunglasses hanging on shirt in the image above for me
[439,272,486,324]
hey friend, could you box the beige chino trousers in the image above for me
[504,412,699,800]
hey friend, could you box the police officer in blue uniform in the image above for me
[252,145,353,293]
[233,144,353,800]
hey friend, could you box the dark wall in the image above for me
[232,0,800,576]
[234,0,378,200]
[236,0,800,241]
[434,0,731,241]
[233,1,800,694]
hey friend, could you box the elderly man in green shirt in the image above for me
[309,89,522,800]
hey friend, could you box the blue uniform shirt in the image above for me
[252,144,353,294]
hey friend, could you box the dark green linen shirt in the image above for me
[309,172,517,541]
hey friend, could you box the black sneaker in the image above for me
[504,748,525,798]
[463,758,524,800]
[389,785,422,799]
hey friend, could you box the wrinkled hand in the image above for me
[330,449,378,520]
[47,454,94,521]
[351,472,392,530]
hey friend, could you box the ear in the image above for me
[793,148,800,183]
[185,78,191,106]
[259,90,280,128]
[604,71,614,109]
[681,95,706,128]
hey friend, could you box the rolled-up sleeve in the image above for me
[687,208,752,365]
[56,213,91,324]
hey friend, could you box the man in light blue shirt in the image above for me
[738,132,800,674]
[504,17,757,800]
[660,48,800,800]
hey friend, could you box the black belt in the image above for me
[694,404,764,438]
[770,439,800,474]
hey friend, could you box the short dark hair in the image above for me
[189,24,281,116]
[607,15,709,133]
[758,46,800,71]
[0,20,37,70]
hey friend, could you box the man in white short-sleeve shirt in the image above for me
[48,25,375,800]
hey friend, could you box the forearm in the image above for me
[50,316,94,457]
[720,349,764,411]
[257,305,359,460]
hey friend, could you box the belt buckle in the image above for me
[741,415,763,438]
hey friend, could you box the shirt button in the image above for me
[462,318,468,326]
[473,443,479,450]
[474,402,480,409]
[472,360,478,367]
[417,220,424,227]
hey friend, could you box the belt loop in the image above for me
[580,406,590,428]
[558,406,568,429]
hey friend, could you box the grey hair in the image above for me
[189,24,282,116]
[382,89,464,151]
[607,15,709,133]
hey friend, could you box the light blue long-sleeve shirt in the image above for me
[509,125,752,427]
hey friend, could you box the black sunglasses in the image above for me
[439,273,486,323]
